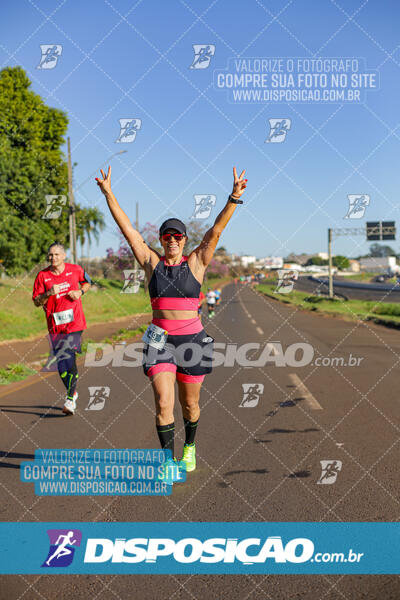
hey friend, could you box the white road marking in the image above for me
[239,288,263,335]
[288,373,322,410]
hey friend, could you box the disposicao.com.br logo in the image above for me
[82,536,363,565]
[1,522,393,574]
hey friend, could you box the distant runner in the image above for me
[198,290,206,317]
[214,287,221,306]
[32,242,92,415]
[206,289,216,317]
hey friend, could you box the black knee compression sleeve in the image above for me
[156,422,175,456]
[184,418,199,445]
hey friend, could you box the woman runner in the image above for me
[96,166,247,479]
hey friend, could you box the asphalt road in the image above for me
[296,275,400,302]
[1,282,399,599]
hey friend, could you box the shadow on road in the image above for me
[0,405,64,418]
[217,467,270,487]
[288,470,312,478]
[267,428,320,434]
[224,468,269,476]
[0,450,35,469]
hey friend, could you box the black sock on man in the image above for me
[183,418,199,446]
[156,422,175,456]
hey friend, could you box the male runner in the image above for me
[32,242,91,415]
[206,288,216,317]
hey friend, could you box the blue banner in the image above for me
[19,449,184,495]
[0,522,398,574]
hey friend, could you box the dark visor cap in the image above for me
[159,218,187,236]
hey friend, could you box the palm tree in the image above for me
[76,206,105,259]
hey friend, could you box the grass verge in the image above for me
[0,276,232,343]
[0,363,36,385]
[256,282,400,329]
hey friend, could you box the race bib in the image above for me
[53,309,74,326]
[142,323,168,350]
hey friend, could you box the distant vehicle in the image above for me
[375,274,391,283]
[305,265,337,274]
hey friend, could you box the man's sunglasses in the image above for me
[161,232,185,241]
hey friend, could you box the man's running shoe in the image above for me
[158,458,186,485]
[181,443,196,472]
[63,392,78,415]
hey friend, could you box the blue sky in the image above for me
[2,0,400,259]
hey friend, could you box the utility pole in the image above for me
[135,202,148,293]
[328,228,333,298]
[67,137,77,263]
[133,202,138,288]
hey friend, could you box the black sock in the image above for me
[156,422,175,456]
[184,418,199,445]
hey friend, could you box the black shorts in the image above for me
[143,329,214,383]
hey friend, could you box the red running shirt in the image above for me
[32,263,88,334]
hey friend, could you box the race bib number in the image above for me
[53,309,74,326]
[142,323,168,350]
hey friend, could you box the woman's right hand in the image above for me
[95,166,112,196]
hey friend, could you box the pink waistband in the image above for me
[151,297,199,310]
[152,318,203,335]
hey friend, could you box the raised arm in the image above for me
[189,166,247,277]
[95,166,160,268]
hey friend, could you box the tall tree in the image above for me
[0,66,105,274]
[0,67,70,274]
[369,243,395,258]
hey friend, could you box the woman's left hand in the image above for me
[232,166,247,198]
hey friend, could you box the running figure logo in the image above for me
[191,194,216,219]
[317,460,342,484]
[42,195,67,220]
[86,386,110,411]
[240,384,264,408]
[42,529,82,567]
[275,270,298,294]
[344,194,370,219]
[121,269,144,293]
[265,119,291,143]
[189,44,215,69]
[37,45,63,69]
[115,119,142,143]
[42,333,81,372]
